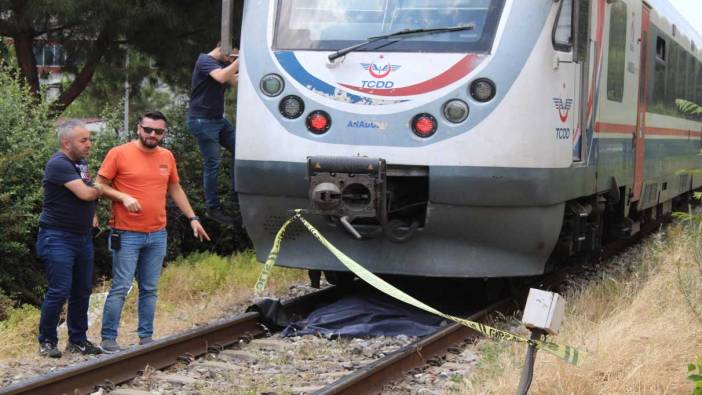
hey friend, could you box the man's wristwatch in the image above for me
[189,215,200,222]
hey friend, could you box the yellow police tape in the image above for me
[254,210,588,367]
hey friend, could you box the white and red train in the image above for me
[231,0,702,280]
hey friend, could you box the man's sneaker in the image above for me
[100,339,121,354]
[66,340,102,355]
[139,336,153,345]
[39,342,62,358]
[206,206,235,225]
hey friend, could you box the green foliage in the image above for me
[63,51,188,128]
[2,0,231,113]
[0,39,15,68]
[0,290,13,321]
[0,304,40,333]
[672,198,702,232]
[676,99,702,120]
[689,357,702,395]
[0,66,56,304]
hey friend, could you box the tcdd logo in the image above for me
[552,97,573,123]
[360,61,401,79]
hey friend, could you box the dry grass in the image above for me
[0,250,307,361]
[463,225,702,394]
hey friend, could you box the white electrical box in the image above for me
[521,288,566,335]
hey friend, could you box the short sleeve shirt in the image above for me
[98,141,180,232]
[188,54,227,119]
[39,152,96,234]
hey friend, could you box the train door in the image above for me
[553,0,579,162]
[632,5,650,202]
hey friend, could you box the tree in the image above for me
[0,0,241,115]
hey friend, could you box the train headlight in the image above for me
[260,74,285,97]
[442,99,470,123]
[470,78,496,102]
[306,110,331,134]
[411,113,437,138]
[279,95,305,119]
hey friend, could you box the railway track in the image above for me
[313,298,514,395]
[0,216,672,394]
[313,216,673,394]
[0,285,346,395]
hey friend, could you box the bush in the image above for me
[0,67,55,305]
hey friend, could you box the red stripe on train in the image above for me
[339,55,483,97]
[595,122,702,137]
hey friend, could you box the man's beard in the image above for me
[139,134,160,148]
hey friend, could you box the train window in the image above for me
[655,36,666,62]
[606,2,627,102]
[650,30,702,120]
[686,53,696,101]
[667,44,681,108]
[273,0,507,53]
[553,0,573,51]
[650,33,668,116]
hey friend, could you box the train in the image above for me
[230,0,702,283]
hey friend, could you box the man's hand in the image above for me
[191,220,211,241]
[121,195,142,212]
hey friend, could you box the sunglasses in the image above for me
[140,125,167,135]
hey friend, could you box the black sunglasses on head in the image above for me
[139,124,166,135]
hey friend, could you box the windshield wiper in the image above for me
[328,25,475,62]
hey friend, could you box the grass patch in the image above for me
[463,224,702,394]
[0,305,40,359]
[0,250,307,361]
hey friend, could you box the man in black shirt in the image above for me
[36,120,103,358]
[187,43,240,225]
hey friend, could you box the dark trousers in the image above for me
[187,116,236,209]
[36,227,94,345]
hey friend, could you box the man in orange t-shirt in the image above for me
[96,110,210,353]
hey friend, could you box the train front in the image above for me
[235,0,578,278]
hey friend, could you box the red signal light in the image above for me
[310,114,328,130]
[412,113,437,138]
[306,110,331,134]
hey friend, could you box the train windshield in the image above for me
[274,0,506,53]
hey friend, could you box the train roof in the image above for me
[646,0,702,53]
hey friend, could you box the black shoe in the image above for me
[66,339,102,355]
[39,342,62,358]
[206,206,235,225]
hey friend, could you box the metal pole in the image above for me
[221,0,233,55]
[516,329,544,395]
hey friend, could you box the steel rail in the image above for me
[314,216,673,395]
[314,298,514,395]
[0,285,344,395]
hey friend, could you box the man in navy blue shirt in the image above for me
[36,120,103,358]
[187,43,240,225]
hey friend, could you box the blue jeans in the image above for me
[101,229,167,340]
[36,227,94,345]
[187,116,236,209]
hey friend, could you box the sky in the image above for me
[669,0,702,37]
